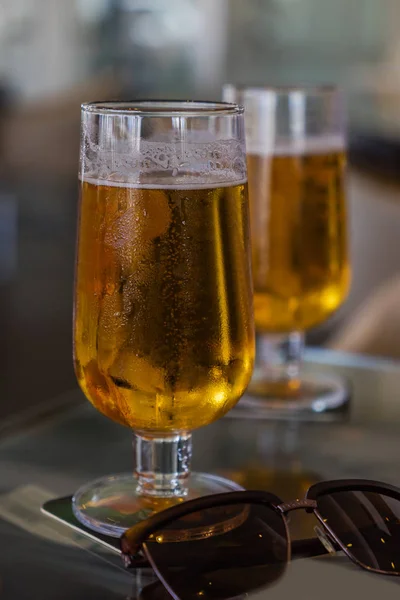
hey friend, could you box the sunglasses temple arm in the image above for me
[291,536,341,559]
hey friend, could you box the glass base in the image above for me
[231,369,350,420]
[72,472,243,537]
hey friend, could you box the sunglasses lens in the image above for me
[142,502,288,600]
[317,490,400,574]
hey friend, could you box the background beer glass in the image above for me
[223,86,350,415]
[72,101,254,535]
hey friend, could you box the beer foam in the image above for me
[80,175,247,190]
[247,134,346,157]
[81,133,247,188]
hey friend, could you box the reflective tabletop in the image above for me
[1,349,400,599]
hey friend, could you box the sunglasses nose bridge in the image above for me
[278,499,317,514]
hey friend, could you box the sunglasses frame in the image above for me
[307,478,400,576]
[120,479,400,583]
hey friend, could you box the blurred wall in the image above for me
[1,0,398,106]
[226,0,384,85]
[0,0,92,101]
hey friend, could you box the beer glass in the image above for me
[223,85,350,415]
[73,101,254,535]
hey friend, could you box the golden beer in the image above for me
[247,143,350,333]
[74,179,254,432]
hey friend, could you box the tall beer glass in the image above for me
[223,85,350,415]
[72,101,254,535]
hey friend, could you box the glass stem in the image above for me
[257,331,304,385]
[134,432,192,498]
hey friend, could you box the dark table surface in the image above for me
[1,348,400,599]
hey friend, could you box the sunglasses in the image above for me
[119,479,400,599]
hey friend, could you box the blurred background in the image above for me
[1,0,400,420]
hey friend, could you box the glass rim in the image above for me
[223,83,341,96]
[81,100,244,117]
